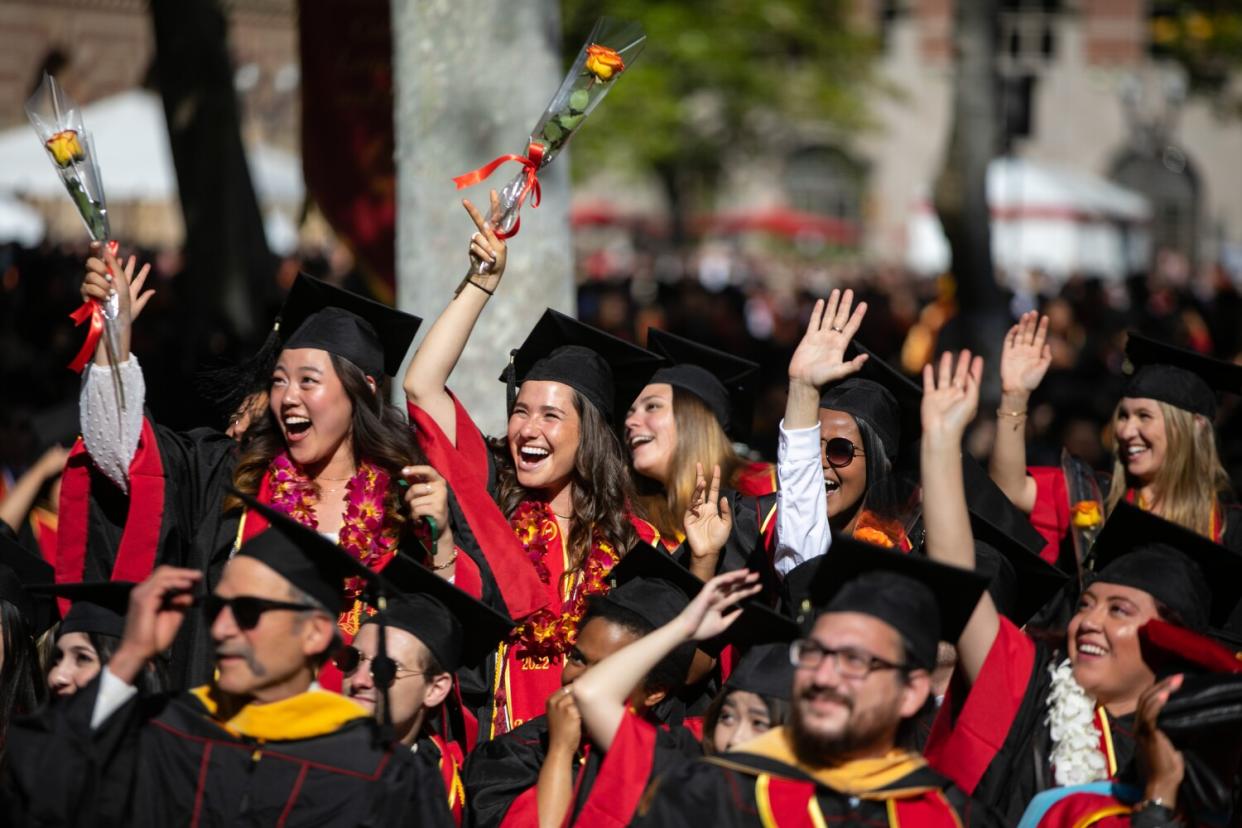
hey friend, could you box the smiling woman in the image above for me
[403,196,665,737]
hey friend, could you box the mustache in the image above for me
[799,687,853,710]
[214,644,267,677]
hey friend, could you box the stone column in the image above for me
[391,0,574,436]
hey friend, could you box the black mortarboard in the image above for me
[645,328,760,440]
[503,309,664,422]
[233,490,381,614]
[805,538,990,670]
[0,531,57,636]
[279,274,423,378]
[1089,502,1242,631]
[725,642,795,701]
[1123,332,1242,419]
[363,551,514,673]
[962,455,1069,626]
[29,581,134,639]
[819,341,922,464]
[607,543,798,656]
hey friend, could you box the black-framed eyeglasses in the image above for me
[822,437,864,469]
[203,595,320,631]
[331,645,424,681]
[789,638,906,680]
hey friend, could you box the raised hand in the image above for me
[683,463,732,575]
[921,350,983,443]
[463,190,507,290]
[81,242,154,327]
[1000,311,1051,397]
[109,565,202,686]
[674,569,762,643]
[787,288,869,390]
[401,464,456,570]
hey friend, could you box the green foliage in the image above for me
[1150,1,1242,96]
[559,0,879,201]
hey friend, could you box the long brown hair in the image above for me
[226,352,421,531]
[490,386,637,572]
[633,388,746,540]
[1104,399,1232,538]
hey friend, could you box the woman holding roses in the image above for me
[403,193,663,738]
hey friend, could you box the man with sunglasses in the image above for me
[2,494,453,827]
[633,540,1004,827]
[338,552,513,826]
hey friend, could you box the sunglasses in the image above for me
[203,594,320,631]
[332,645,423,683]
[822,436,865,469]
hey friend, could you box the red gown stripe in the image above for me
[924,617,1037,794]
[571,711,658,828]
[1028,467,1070,565]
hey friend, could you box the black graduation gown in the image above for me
[924,617,1137,826]
[58,419,240,688]
[461,712,701,828]
[632,743,1002,827]
[1,676,453,827]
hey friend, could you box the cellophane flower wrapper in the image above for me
[1062,448,1104,576]
[27,73,126,410]
[454,17,646,240]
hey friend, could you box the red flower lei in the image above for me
[267,452,398,628]
[508,500,618,661]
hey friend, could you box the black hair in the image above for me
[701,687,792,755]
[580,596,692,694]
[84,631,166,695]
[0,600,45,759]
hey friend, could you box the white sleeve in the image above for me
[774,419,832,576]
[79,355,146,494]
[90,666,139,729]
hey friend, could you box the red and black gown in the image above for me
[408,393,661,740]
[461,708,701,828]
[1,674,453,827]
[632,727,1002,827]
[924,616,1137,825]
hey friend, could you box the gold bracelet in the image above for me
[996,408,1027,418]
[432,550,458,571]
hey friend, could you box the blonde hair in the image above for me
[634,388,746,540]
[1105,399,1232,537]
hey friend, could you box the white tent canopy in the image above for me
[907,158,1151,280]
[0,90,303,205]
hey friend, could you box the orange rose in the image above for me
[853,526,896,548]
[1071,500,1103,529]
[46,129,85,167]
[584,44,625,81]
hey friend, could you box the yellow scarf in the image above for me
[190,685,369,742]
[724,727,932,797]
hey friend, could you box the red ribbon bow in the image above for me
[67,239,119,373]
[452,141,546,239]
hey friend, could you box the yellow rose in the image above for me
[584,44,625,81]
[1071,500,1103,529]
[46,129,85,167]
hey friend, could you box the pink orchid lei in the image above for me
[267,452,398,633]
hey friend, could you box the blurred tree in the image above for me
[560,0,878,242]
[933,0,1007,405]
[150,0,274,345]
[1150,0,1242,108]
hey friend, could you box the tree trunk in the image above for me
[933,0,1007,405]
[391,0,574,437]
[150,0,273,343]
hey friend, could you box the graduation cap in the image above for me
[1123,332,1242,419]
[1088,502,1242,631]
[962,455,1069,626]
[1140,619,1242,677]
[279,274,423,378]
[0,531,57,636]
[363,551,514,673]
[645,328,760,440]
[232,490,381,614]
[724,642,795,701]
[819,341,922,464]
[803,537,990,670]
[29,580,135,639]
[502,309,664,422]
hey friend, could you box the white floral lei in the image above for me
[1044,658,1109,786]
